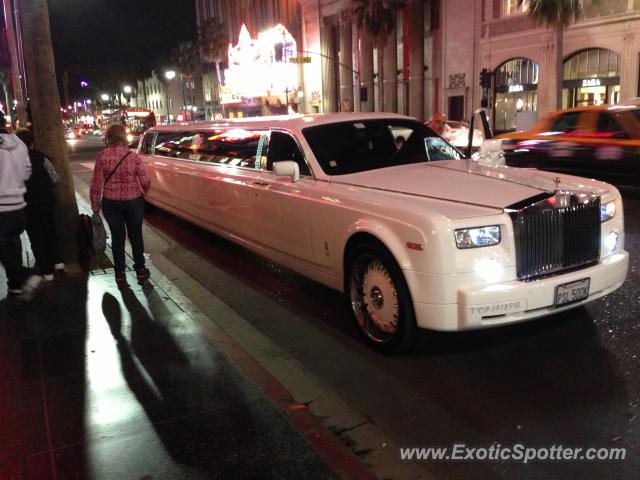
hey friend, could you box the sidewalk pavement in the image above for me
[0,212,378,478]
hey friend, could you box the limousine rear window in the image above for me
[302,119,460,175]
[153,129,265,169]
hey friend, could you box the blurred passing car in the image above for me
[497,105,640,187]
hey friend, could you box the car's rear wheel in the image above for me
[347,242,417,354]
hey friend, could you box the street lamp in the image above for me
[123,85,133,106]
[164,70,177,124]
[100,93,109,102]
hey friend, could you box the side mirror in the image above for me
[273,160,300,183]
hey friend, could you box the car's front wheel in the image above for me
[347,242,417,354]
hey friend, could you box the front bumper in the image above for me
[409,251,628,331]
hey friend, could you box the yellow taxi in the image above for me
[497,105,640,187]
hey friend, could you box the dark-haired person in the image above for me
[89,124,151,284]
[15,128,64,281]
[0,113,42,300]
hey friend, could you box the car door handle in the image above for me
[251,181,270,187]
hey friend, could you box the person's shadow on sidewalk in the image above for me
[0,273,90,479]
[101,284,331,478]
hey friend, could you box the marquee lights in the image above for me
[222,23,299,104]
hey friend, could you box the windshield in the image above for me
[302,119,462,175]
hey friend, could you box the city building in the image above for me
[476,0,640,133]
[193,0,640,131]
[135,69,205,124]
[195,0,439,121]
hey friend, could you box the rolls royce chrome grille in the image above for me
[508,193,601,280]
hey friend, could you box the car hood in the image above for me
[330,160,611,209]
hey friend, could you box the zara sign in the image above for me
[582,78,602,87]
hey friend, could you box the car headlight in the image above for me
[127,134,134,142]
[600,200,616,222]
[454,225,501,249]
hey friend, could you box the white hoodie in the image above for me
[0,133,31,212]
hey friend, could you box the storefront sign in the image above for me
[508,84,524,93]
[582,78,601,87]
[289,56,311,64]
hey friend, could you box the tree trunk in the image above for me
[20,0,80,266]
[215,61,225,117]
[556,27,563,110]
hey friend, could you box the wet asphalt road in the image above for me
[71,137,639,479]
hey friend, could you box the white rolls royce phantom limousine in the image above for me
[138,113,628,353]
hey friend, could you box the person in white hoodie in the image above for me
[0,114,42,300]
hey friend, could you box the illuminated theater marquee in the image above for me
[222,23,299,104]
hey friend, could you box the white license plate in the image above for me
[555,278,590,306]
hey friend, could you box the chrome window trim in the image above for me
[267,127,316,180]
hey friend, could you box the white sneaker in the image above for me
[20,275,43,301]
[43,274,54,282]
[54,263,65,271]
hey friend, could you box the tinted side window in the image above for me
[198,129,265,168]
[140,132,156,154]
[154,131,189,158]
[550,112,580,133]
[266,131,310,176]
[597,113,628,138]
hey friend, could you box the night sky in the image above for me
[49,0,197,73]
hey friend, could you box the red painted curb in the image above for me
[201,322,379,480]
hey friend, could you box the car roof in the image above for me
[149,112,417,132]
[550,104,640,115]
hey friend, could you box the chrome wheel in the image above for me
[350,256,399,343]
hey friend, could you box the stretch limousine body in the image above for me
[138,113,628,353]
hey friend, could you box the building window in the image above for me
[494,57,539,133]
[503,0,528,16]
[562,48,621,108]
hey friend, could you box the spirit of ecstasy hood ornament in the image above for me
[554,176,561,190]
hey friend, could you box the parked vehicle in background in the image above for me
[496,105,640,187]
[80,124,94,135]
[64,127,82,140]
[102,107,156,145]
[138,113,627,353]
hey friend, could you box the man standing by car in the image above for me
[0,113,42,300]
[426,112,453,141]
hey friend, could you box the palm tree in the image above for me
[19,0,81,263]
[352,0,406,47]
[517,0,596,109]
[198,17,229,115]
[170,41,200,119]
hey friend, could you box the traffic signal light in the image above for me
[479,68,491,89]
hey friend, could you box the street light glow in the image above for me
[165,70,176,80]
[100,94,109,101]
[123,85,132,94]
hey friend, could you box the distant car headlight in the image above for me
[127,134,134,142]
[454,225,501,249]
[600,200,616,222]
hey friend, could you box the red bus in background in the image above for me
[102,107,156,145]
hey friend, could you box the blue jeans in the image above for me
[0,209,31,289]
[101,196,145,274]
